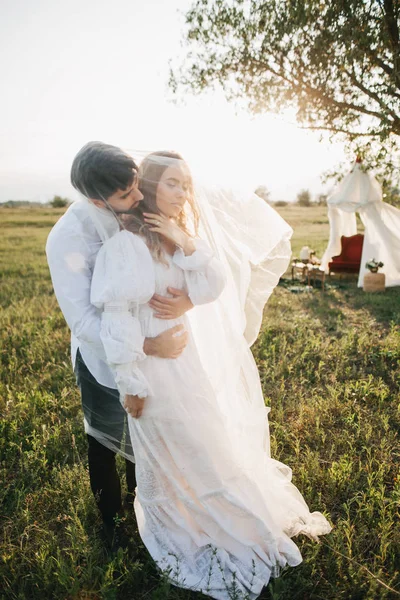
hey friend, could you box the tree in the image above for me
[297,189,311,206]
[316,193,328,206]
[254,185,271,202]
[49,195,70,208]
[171,0,400,182]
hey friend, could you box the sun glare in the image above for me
[153,96,345,201]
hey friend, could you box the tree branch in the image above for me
[384,0,400,85]
[384,0,400,51]
[364,46,399,87]
[344,68,400,124]
[250,57,394,125]
[299,125,377,137]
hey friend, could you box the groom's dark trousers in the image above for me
[75,349,136,524]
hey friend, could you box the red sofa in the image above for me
[329,234,364,274]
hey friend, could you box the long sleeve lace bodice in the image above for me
[172,239,226,305]
[91,231,155,399]
[90,230,226,399]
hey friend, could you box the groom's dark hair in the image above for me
[71,141,138,200]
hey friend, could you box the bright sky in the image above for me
[0,0,347,203]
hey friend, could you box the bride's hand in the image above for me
[143,213,195,256]
[124,394,146,419]
[149,288,194,319]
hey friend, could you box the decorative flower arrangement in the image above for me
[298,246,319,264]
[365,258,384,273]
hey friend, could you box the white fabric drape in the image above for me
[195,185,293,346]
[328,161,382,211]
[320,206,357,272]
[358,203,400,287]
[321,163,400,287]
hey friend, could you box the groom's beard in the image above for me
[112,208,138,215]
[122,204,143,214]
[105,201,141,215]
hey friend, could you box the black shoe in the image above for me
[123,490,136,510]
[102,516,130,553]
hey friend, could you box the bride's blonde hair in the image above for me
[125,151,200,264]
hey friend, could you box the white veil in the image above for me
[82,150,293,462]
[188,179,292,461]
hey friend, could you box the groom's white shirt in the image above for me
[46,200,120,389]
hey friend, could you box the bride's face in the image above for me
[156,164,191,218]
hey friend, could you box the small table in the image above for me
[307,266,326,291]
[291,261,310,283]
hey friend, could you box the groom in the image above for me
[46,141,193,546]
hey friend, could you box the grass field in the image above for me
[1,205,399,600]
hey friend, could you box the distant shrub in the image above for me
[0,200,42,208]
[296,189,312,206]
[274,200,288,207]
[49,195,70,208]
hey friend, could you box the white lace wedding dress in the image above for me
[90,230,331,600]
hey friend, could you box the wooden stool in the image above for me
[363,272,385,292]
[308,267,326,291]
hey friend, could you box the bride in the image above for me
[89,150,331,599]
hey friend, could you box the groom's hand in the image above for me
[124,394,146,419]
[143,325,188,359]
[149,288,194,320]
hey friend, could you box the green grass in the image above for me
[277,205,365,258]
[1,206,399,600]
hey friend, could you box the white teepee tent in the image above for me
[321,161,400,287]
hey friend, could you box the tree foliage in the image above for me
[172,0,400,181]
[254,184,271,201]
